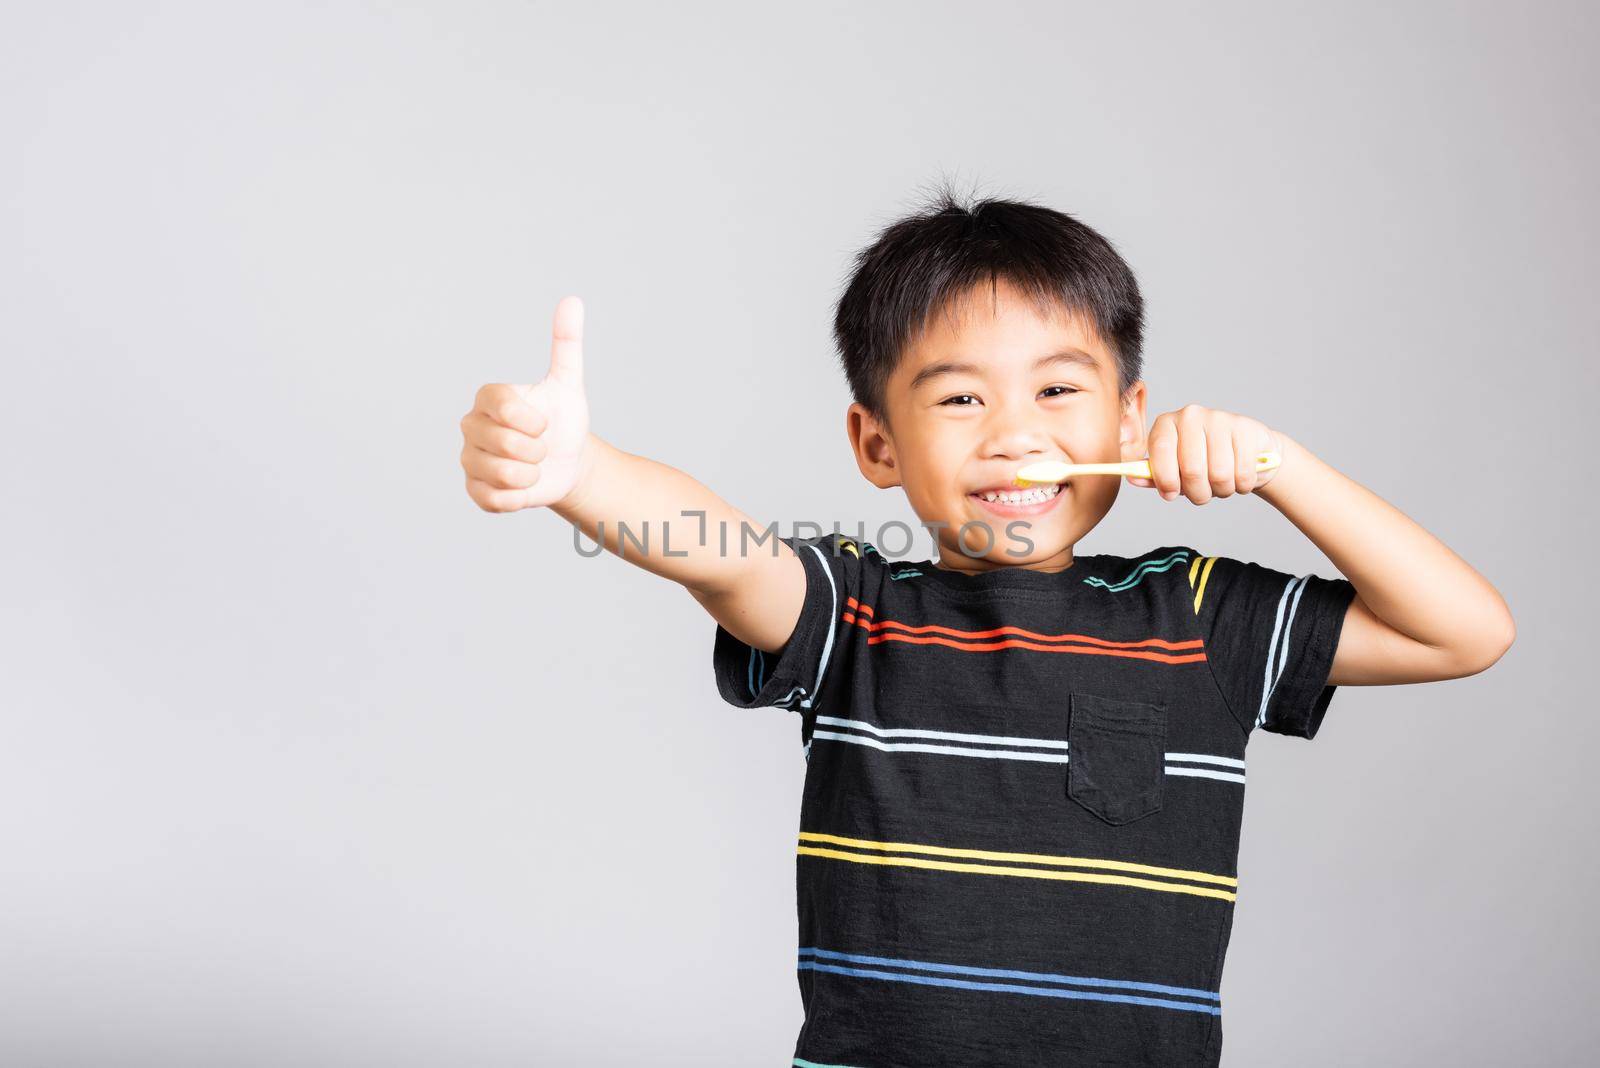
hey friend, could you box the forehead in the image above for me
[897,280,1113,378]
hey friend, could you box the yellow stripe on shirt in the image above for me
[1189,554,1218,615]
[797,832,1238,901]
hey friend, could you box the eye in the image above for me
[1040,385,1080,399]
[939,394,981,407]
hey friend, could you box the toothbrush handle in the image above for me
[1119,450,1281,479]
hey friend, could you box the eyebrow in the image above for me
[909,348,1101,390]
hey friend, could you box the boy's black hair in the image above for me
[832,183,1145,423]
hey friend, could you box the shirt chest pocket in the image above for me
[1067,692,1167,826]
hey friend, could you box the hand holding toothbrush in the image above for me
[1015,405,1287,505]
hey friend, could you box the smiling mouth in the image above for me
[969,481,1067,506]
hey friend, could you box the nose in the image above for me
[978,407,1053,462]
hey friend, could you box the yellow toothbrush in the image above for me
[1013,451,1282,487]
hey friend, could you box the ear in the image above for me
[1119,380,1149,459]
[846,402,902,489]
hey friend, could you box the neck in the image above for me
[932,545,1077,575]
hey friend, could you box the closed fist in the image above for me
[1127,404,1284,504]
[461,295,593,513]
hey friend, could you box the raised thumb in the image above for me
[547,295,584,386]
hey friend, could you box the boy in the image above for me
[458,192,1514,1066]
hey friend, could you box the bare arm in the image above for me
[1133,404,1516,685]
[460,296,804,653]
[550,435,806,654]
[1256,432,1516,684]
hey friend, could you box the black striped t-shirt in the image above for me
[712,534,1357,1068]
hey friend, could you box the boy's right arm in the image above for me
[458,296,806,655]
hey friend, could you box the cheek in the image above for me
[899,430,965,488]
[1075,474,1120,510]
[1062,418,1110,446]
[930,449,974,499]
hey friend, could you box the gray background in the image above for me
[4,1,1594,1064]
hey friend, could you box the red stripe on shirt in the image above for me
[840,603,1206,664]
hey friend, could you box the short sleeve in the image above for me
[1183,547,1358,741]
[711,533,872,714]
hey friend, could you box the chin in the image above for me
[943,511,1072,563]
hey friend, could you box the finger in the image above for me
[548,295,584,387]
[1148,418,1180,500]
[476,381,534,411]
[461,444,542,490]
[475,383,549,437]
[1174,407,1212,504]
[460,411,547,464]
[466,475,535,514]
[1207,415,1236,498]
[1233,425,1258,495]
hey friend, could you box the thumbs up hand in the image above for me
[461,295,595,513]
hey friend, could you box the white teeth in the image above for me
[976,482,1063,505]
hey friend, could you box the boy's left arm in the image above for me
[1137,408,1516,685]
[1257,432,1515,684]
